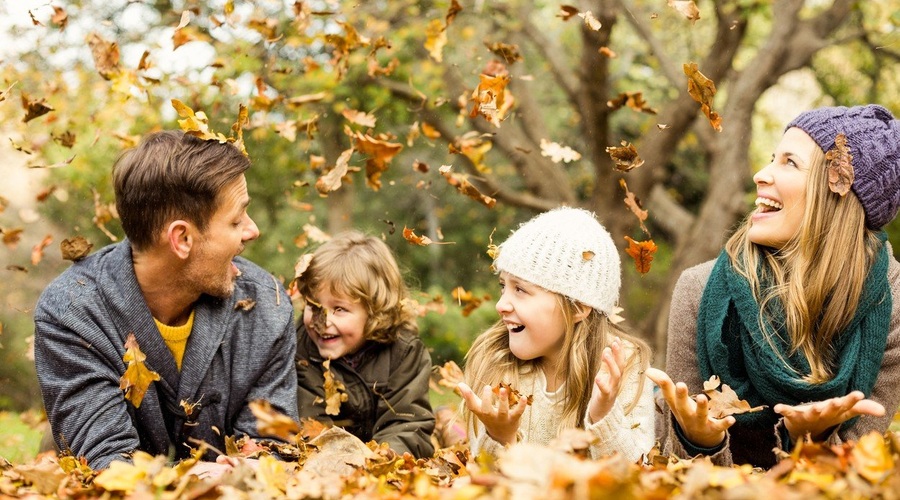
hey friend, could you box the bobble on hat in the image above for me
[786,104,900,230]
[493,207,620,315]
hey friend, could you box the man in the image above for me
[34,131,298,470]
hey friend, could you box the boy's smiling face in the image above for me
[303,286,369,360]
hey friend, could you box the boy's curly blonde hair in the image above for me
[298,230,417,343]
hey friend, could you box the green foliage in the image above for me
[0,412,43,463]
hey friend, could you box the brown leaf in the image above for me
[315,148,354,196]
[1,227,24,249]
[824,133,854,196]
[349,130,402,190]
[137,50,152,71]
[485,42,523,64]
[171,99,230,143]
[28,154,75,169]
[28,9,44,26]
[249,400,300,442]
[21,93,54,123]
[52,130,76,148]
[402,227,434,246]
[598,46,617,58]
[50,6,68,31]
[320,359,348,415]
[285,92,329,108]
[439,165,497,208]
[701,375,766,418]
[493,382,533,407]
[421,122,441,139]
[120,333,161,408]
[607,91,657,115]
[85,32,120,80]
[31,234,53,265]
[0,81,17,102]
[624,236,658,275]
[557,5,579,20]
[469,72,511,127]
[606,141,644,172]
[452,286,490,317]
[60,236,93,261]
[341,109,377,128]
[446,0,463,26]
[620,179,650,235]
[850,431,894,483]
[234,299,256,312]
[684,62,722,131]
[667,0,701,24]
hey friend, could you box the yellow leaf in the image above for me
[424,19,447,62]
[93,457,149,493]
[119,333,161,408]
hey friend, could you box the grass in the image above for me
[0,411,44,464]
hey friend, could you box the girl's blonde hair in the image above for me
[298,231,417,342]
[463,291,650,432]
[725,145,880,382]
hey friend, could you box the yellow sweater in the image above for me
[154,310,195,371]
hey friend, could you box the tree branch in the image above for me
[615,0,683,88]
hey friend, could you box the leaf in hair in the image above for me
[825,133,854,197]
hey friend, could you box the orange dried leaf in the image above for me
[624,236,658,275]
[2,227,24,249]
[485,41,523,64]
[667,0,701,24]
[440,166,497,208]
[249,400,301,441]
[606,141,644,172]
[824,133,854,197]
[51,6,68,31]
[320,359,348,416]
[469,73,511,127]
[684,62,722,131]
[446,0,463,25]
[493,382,533,407]
[120,333,161,408]
[435,361,465,394]
[234,298,256,312]
[598,46,617,58]
[341,109,377,128]
[21,93,54,123]
[452,286,489,317]
[701,375,766,418]
[31,234,53,265]
[607,91,657,115]
[315,148,354,196]
[350,130,402,190]
[403,227,433,246]
[850,431,894,483]
[85,32,120,80]
[424,19,447,62]
[60,236,93,261]
[557,5,579,20]
[620,179,650,235]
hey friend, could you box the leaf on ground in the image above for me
[439,165,497,208]
[249,400,301,442]
[824,133,854,197]
[624,236,658,275]
[540,139,581,163]
[13,456,67,495]
[60,235,93,261]
[119,333,161,408]
[21,93,54,123]
[303,427,374,477]
[319,359,348,416]
[606,141,644,172]
[701,374,766,418]
[684,62,722,131]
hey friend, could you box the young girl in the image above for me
[458,207,654,462]
[295,231,435,457]
[650,104,900,468]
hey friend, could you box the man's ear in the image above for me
[573,303,592,323]
[166,220,193,260]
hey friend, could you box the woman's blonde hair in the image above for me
[298,231,417,343]
[725,145,880,382]
[463,292,650,433]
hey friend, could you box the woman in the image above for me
[650,104,900,468]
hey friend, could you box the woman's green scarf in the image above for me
[696,233,892,428]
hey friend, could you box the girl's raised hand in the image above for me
[774,391,885,443]
[457,382,527,446]
[588,338,626,423]
[646,367,735,448]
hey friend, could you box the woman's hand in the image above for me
[458,382,528,446]
[587,338,626,423]
[773,391,885,442]
[646,367,735,448]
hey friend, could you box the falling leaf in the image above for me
[493,382,533,407]
[425,19,447,62]
[50,6,68,31]
[1,227,24,249]
[10,138,32,154]
[234,298,256,312]
[249,400,301,442]
[35,186,57,202]
[28,154,75,169]
[173,25,208,50]
[606,141,644,172]
[421,122,441,139]
[485,41,523,64]
[231,103,249,156]
[850,431,894,483]
[667,0,701,24]
[824,133,853,196]
[171,99,230,143]
[403,227,434,246]
[684,62,722,131]
[435,361,465,394]
[31,234,53,265]
[486,228,499,259]
[0,81,17,102]
[598,46,617,58]
[452,286,490,317]
[319,359,349,415]
[557,5,579,20]
[52,130,76,148]
[578,11,602,31]
[469,72,511,127]
[85,32,120,80]
[92,188,118,242]
[446,0,463,25]
[540,139,582,163]
[341,109,377,128]
[28,9,43,26]
[700,375,766,418]
[620,180,648,235]
[285,92,329,108]
[440,165,497,208]
[349,130,402,190]
[6,265,27,273]
[607,91,657,115]
[0,196,8,213]
[60,236,93,261]
[624,236,658,275]
[21,93,54,123]
[137,50,152,71]
[315,148,354,196]
[449,132,493,172]
[175,10,192,30]
[119,333,161,408]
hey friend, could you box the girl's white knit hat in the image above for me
[494,207,620,315]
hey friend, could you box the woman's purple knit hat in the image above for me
[786,104,900,230]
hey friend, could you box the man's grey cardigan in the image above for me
[34,242,299,470]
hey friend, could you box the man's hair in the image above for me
[112,130,251,250]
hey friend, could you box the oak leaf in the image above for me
[624,236,658,275]
[824,133,853,196]
[701,375,766,418]
[606,141,644,172]
[119,333,161,408]
[249,400,301,442]
[540,139,582,163]
[60,236,93,261]
[684,62,722,131]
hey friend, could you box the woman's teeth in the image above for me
[510,324,525,333]
[755,197,783,212]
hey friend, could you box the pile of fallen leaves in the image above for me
[3,419,900,499]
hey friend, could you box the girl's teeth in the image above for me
[754,197,783,211]
[510,324,525,333]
